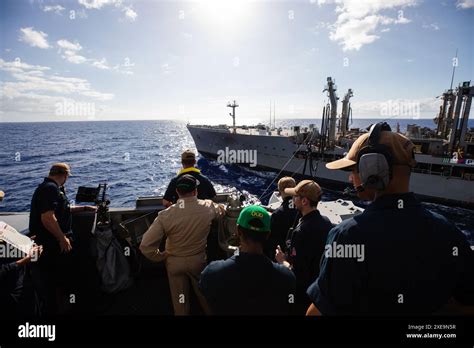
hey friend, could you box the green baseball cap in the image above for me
[237,205,271,232]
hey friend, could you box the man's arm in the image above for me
[162,199,172,208]
[212,203,225,220]
[162,178,177,207]
[41,211,72,253]
[275,245,292,269]
[139,214,168,262]
[0,245,43,281]
[205,178,217,199]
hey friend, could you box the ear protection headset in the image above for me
[356,122,393,191]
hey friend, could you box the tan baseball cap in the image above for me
[49,162,72,176]
[284,180,322,202]
[326,131,417,170]
[277,176,296,193]
[181,149,196,161]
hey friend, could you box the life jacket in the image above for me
[177,167,201,175]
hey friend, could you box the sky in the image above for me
[0,0,473,123]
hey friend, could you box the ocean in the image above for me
[1,119,473,242]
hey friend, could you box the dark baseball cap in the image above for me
[176,174,199,193]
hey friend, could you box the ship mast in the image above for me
[450,49,458,90]
[269,100,272,129]
[227,100,239,134]
[273,100,276,129]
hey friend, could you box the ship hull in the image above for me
[187,125,474,208]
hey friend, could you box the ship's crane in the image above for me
[434,89,456,138]
[322,77,339,145]
[339,88,353,137]
[434,81,473,154]
[450,81,473,153]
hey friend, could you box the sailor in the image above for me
[306,122,474,315]
[264,176,300,260]
[162,149,216,207]
[199,205,296,315]
[274,179,333,315]
[28,163,96,315]
[140,174,224,315]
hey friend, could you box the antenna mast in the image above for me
[450,49,458,90]
[227,100,239,134]
[269,100,272,129]
[273,100,276,129]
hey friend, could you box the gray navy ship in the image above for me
[187,77,474,208]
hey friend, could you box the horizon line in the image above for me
[0,116,443,124]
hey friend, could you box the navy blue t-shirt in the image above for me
[288,209,333,313]
[28,178,71,247]
[307,192,474,315]
[264,197,300,259]
[199,252,296,315]
[163,168,216,204]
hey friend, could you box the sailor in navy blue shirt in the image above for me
[275,179,333,315]
[28,163,96,315]
[264,177,300,260]
[29,177,72,253]
[200,205,296,315]
[162,149,216,207]
[307,123,474,315]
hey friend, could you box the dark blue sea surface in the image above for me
[0,119,473,243]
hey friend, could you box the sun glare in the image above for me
[194,0,255,35]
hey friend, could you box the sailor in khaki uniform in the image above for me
[140,174,224,315]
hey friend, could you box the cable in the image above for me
[258,134,311,201]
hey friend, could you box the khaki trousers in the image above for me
[165,253,209,315]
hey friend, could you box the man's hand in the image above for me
[16,245,43,266]
[156,250,169,260]
[275,245,286,264]
[275,245,292,269]
[58,236,72,253]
